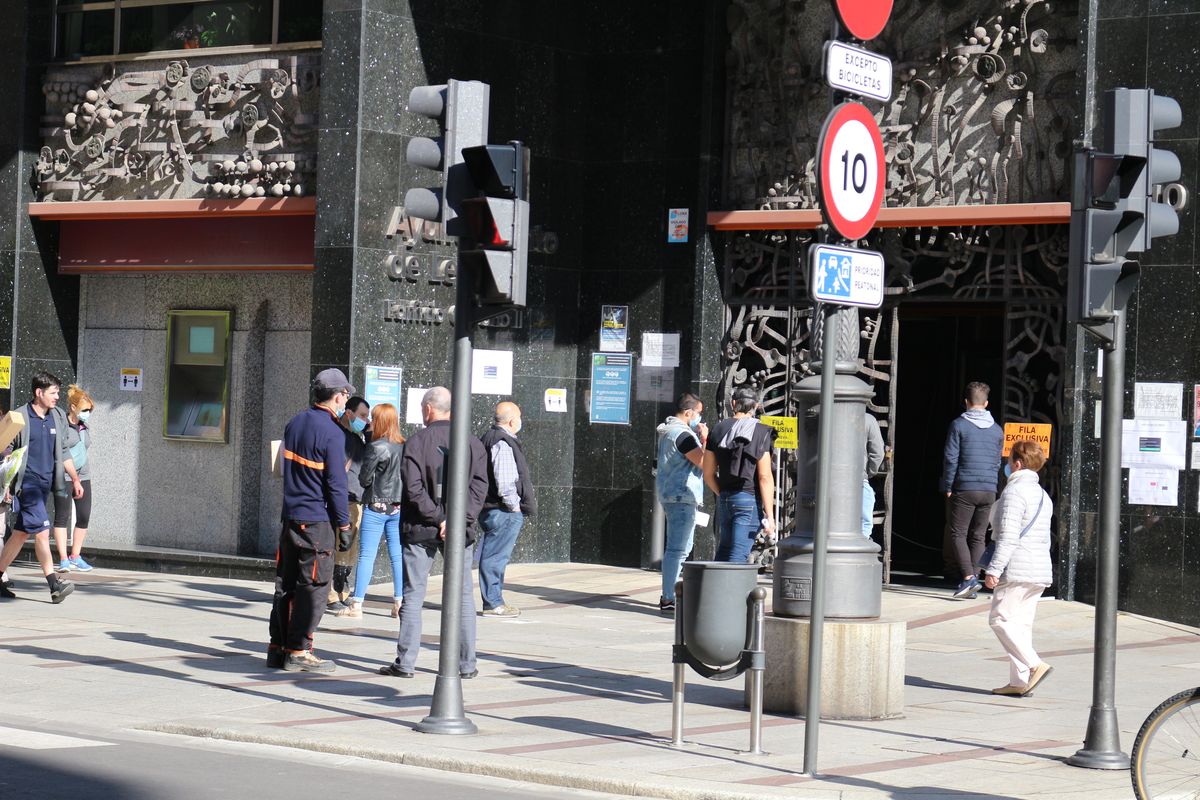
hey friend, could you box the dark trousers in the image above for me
[947,491,996,579]
[269,519,334,652]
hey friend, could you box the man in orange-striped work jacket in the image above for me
[267,368,354,674]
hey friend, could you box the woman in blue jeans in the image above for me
[345,403,406,618]
[703,388,777,563]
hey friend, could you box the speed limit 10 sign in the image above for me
[833,0,894,41]
[817,101,885,242]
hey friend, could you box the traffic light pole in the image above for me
[1068,280,1134,769]
[416,271,478,736]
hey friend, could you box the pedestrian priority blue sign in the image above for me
[809,243,885,309]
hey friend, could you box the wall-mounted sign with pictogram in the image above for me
[832,0,894,41]
[817,102,886,241]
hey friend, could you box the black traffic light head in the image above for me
[402,80,490,237]
[1103,87,1183,253]
[459,142,530,307]
[1069,88,1184,323]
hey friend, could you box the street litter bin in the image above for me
[672,560,767,754]
[679,561,759,669]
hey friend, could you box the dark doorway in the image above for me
[890,303,1006,576]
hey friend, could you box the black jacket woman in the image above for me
[344,403,405,618]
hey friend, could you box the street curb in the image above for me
[140,723,822,800]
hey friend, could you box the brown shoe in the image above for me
[283,650,336,673]
[992,684,1025,696]
[334,601,362,618]
[1022,663,1053,696]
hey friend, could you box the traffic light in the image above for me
[459,142,530,306]
[403,80,490,237]
[1067,88,1182,323]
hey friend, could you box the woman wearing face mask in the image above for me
[329,396,369,613]
[980,440,1054,697]
[53,386,95,573]
[343,402,405,619]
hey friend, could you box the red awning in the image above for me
[28,198,316,273]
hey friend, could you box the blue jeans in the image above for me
[715,491,758,563]
[478,508,525,609]
[862,479,875,537]
[660,501,697,601]
[352,507,403,601]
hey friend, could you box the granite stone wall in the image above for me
[76,273,312,555]
[319,1,727,568]
[1061,1,1200,625]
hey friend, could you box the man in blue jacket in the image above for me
[267,368,354,673]
[941,381,1004,599]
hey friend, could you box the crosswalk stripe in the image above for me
[0,725,115,750]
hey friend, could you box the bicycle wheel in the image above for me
[1132,687,1200,799]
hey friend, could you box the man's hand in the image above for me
[945,492,952,498]
[697,422,709,443]
[72,479,84,500]
[438,521,447,540]
[337,524,352,552]
[983,574,999,590]
[762,517,777,533]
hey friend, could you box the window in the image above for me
[164,310,231,442]
[54,0,322,60]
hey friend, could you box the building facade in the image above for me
[1,1,1197,624]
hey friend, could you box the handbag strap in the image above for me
[1016,491,1045,540]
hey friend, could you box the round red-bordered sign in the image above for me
[817,101,885,242]
[833,0,893,41]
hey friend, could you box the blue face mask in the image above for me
[1003,462,1013,478]
[689,416,702,429]
[350,417,367,434]
[77,410,92,423]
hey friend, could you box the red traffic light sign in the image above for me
[833,0,893,41]
[817,102,885,241]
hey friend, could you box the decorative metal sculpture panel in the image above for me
[725,0,1078,210]
[36,54,319,201]
[718,1,1079,560]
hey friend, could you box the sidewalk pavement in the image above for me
[2,560,1196,799]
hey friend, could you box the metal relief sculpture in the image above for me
[725,0,1077,211]
[719,1,1079,552]
[36,54,319,201]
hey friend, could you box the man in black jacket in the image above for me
[477,401,537,617]
[378,386,488,679]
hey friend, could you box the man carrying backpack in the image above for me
[703,387,776,564]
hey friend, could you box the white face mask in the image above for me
[512,419,523,435]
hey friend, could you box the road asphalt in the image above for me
[3,560,1196,799]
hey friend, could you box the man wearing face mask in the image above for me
[654,393,708,614]
[267,368,353,673]
[330,396,369,613]
[477,401,537,618]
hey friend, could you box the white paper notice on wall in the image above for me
[1191,445,1200,470]
[119,367,143,391]
[1134,382,1184,419]
[641,332,680,369]
[636,366,675,403]
[1129,467,1178,506]
[1121,418,1188,470]
[406,387,428,426]
[544,388,568,413]
[471,349,514,395]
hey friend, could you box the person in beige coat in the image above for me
[982,440,1053,696]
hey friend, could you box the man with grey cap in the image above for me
[267,367,354,673]
[378,386,488,679]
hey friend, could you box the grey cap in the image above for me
[313,368,356,394]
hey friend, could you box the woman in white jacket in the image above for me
[982,440,1053,696]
